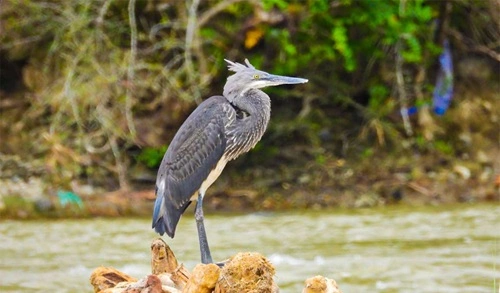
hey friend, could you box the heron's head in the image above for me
[223,59,308,102]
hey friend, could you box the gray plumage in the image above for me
[152,59,307,263]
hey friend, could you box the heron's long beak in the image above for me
[265,74,308,86]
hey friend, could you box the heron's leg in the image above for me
[195,193,213,264]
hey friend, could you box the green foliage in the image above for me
[259,0,439,152]
[415,135,455,156]
[137,146,168,168]
[262,0,288,10]
[314,153,326,165]
[262,0,434,75]
[361,147,374,159]
[1,0,223,187]
[0,196,34,217]
[331,23,355,72]
[1,0,496,188]
[434,140,454,156]
[368,85,390,111]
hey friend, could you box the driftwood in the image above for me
[90,238,342,293]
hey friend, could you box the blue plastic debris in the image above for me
[403,106,419,116]
[401,40,455,118]
[57,190,84,208]
[432,40,454,115]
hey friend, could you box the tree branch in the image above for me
[126,0,137,137]
[395,0,413,136]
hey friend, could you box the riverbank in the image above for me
[1,145,498,219]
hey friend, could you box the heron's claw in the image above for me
[215,259,228,268]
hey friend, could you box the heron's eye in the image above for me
[253,74,260,79]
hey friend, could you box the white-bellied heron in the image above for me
[152,59,308,264]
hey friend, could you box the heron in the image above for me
[152,59,308,264]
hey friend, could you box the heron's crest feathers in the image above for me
[224,58,255,73]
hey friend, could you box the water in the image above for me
[1,204,499,292]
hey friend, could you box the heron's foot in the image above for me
[214,259,228,268]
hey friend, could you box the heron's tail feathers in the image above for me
[152,192,191,238]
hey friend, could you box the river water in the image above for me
[1,203,499,292]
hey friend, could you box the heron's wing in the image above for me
[153,96,233,237]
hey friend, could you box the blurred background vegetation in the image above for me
[0,0,498,214]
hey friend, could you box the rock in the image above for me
[90,240,344,293]
[183,264,220,293]
[453,165,471,180]
[34,198,54,212]
[214,252,277,293]
[0,177,46,202]
[303,275,342,293]
[476,150,491,165]
[354,192,382,208]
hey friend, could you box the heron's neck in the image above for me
[223,85,249,103]
[231,89,271,120]
[223,89,271,160]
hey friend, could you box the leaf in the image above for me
[262,0,288,10]
[138,146,168,168]
[245,27,264,49]
[402,36,422,63]
[331,24,356,71]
